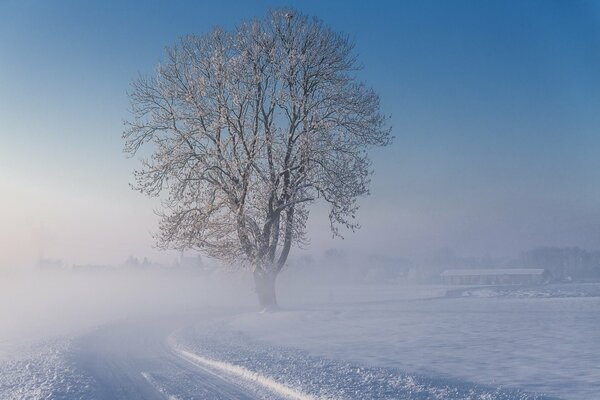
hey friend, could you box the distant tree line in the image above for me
[520,247,600,281]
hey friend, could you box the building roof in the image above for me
[440,268,545,277]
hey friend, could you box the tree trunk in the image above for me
[254,270,278,311]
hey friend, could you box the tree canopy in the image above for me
[123,9,392,307]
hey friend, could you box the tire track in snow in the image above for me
[140,372,182,400]
[172,324,559,400]
[72,315,260,400]
[170,339,321,400]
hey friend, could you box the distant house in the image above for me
[440,268,548,285]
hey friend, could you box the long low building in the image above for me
[440,268,548,285]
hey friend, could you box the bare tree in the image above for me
[123,9,392,310]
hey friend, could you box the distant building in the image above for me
[440,268,548,285]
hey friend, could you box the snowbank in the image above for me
[172,319,555,400]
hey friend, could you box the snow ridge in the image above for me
[172,344,320,400]
[171,323,558,400]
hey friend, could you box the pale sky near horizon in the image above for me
[1,1,600,269]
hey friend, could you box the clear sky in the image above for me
[1,0,599,268]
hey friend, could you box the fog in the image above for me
[0,259,372,347]
[0,268,242,347]
[1,246,599,399]
[0,255,420,348]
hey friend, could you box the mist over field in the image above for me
[2,1,600,399]
[0,267,245,345]
[1,256,599,399]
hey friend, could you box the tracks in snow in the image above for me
[170,343,319,400]
[71,313,314,400]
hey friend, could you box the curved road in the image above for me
[71,313,261,400]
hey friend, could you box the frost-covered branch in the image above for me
[123,8,391,283]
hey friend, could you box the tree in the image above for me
[123,9,392,310]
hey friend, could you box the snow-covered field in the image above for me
[0,270,598,399]
[173,321,554,400]
[222,282,600,400]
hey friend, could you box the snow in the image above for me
[1,268,597,399]
[0,268,255,399]
[0,340,94,400]
[172,319,553,400]
[220,282,600,400]
[172,346,318,400]
[140,372,182,400]
[440,269,545,276]
[457,283,600,298]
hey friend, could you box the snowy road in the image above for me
[71,314,264,400]
[71,313,553,400]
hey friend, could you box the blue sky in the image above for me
[1,1,599,268]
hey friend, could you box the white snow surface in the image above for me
[172,316,552,400]
[172,346,318,400]
[0,339,94,400]
[220,282,600,400]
